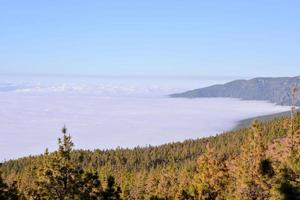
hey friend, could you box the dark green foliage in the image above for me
[0,170,19,200]
[279,181,300,200]
[259,159,275,178]
[149,196,162,200]
[178,190,195,200]
[100,176,121,200]
[278,166,300,200]
[78,171,102,199]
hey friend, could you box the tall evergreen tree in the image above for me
[195,143,230,200]
[235,120,272,200]
[32,126,103,200]
[100,175,122,200]
[278,85,300,199]
[288,85,300,153]
[177,189,195,200]
[0,170,19,200]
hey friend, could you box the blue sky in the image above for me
[0,0,299,77]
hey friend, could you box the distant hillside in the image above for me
[170,76,300,106]
[234,109,299,130]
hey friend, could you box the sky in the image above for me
[0,0,299,77]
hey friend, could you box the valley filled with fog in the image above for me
[0,75,290,160]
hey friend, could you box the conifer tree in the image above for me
[278,85,300,199]
[78,171,103,199]
[235,120,272,200]
[195,143,230,200]
[33,126,103,200]
[288,85,300,153]
[100,175,122,200]
[0,170,19,200]
[177,189,195,200]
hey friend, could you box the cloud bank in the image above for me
[0,75,290,160]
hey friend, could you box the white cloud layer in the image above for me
[0,75,290,160]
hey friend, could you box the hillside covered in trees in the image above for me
[1,110,300,199]
[1,87,300,199]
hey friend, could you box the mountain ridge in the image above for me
[170,75,300,106]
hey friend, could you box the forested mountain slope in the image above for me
[234,109,300,129]
[171,76,300,106]
[1,111,300,199]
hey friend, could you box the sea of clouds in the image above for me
[0,75,290,160]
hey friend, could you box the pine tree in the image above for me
[0,170,19,200]
[177,189,195,200]
[32,126,103,200]
[78,171,103,200]
[278,85,300,199]
[288,85,300,154]
[100,175,122,200]
[195,143,230,200]
[278,158,300,199]
[235,120,273,200]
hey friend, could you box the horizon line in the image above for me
[0,72,250,80]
